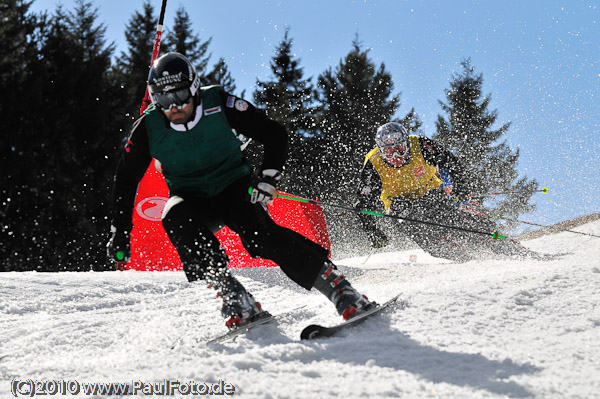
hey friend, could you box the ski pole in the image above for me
[139,0,168,115]
[249,188,506,240]
[489,215,600,239]
[360,252,374,265]
[469,187,549,198]
[458,205,600,239]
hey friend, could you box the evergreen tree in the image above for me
[253,29,320,194]
[204,57,237,94]
[0,0,42,271]
[162,6,211,73]
[316,36,407,202]
[1,0,122,271]
[434,59,538,230]
[162,6,236,93]
[114,0,157,118]
[313,37,422,256]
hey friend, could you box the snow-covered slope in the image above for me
[1,221,599,398]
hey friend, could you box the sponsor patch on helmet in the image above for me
[235,99,249,111]
[226,96,236,108]
[190,74,200,95]
[154,71,184,86]
[204,106,222,116]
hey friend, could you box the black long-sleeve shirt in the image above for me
[110,87,288,233]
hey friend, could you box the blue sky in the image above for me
[31,0,599,230]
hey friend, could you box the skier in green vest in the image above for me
[356,122,536,262]
[107,52,373,329]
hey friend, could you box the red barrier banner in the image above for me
[125,164,331,271]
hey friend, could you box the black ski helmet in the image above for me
[148,52,200,110]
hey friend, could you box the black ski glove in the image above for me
[107,226,131,265]
[370,230,389,248]
[250,169,282,205]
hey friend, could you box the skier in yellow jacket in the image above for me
[355,122,531,262]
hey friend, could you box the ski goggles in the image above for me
[151,88,192,111]
[381,142,408,159]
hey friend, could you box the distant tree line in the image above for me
[1,0,538,271]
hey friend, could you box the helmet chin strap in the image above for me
[186,92,203,128]
[169,99,203,132]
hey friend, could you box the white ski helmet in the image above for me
[375,122,408,148]
[375,122,410,162]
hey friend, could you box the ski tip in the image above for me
[299,294,405,341]
[383,294,402,306]
[390,293,402,301]
[300,324,323,340]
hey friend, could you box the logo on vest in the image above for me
[136,196,168,221]
[413,166,426,178]
[204,106,222,116]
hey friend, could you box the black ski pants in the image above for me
[162,175,329,289]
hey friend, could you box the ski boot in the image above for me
[313,261,375,320]
[206,268,268,329]
[221,288,265,329]
[332,284,374,320]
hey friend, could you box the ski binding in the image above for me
[207,311,275,344]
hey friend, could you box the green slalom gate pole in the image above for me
[249,188,506,240]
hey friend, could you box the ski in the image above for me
[300,294,406,340]
[207,311,276,344]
